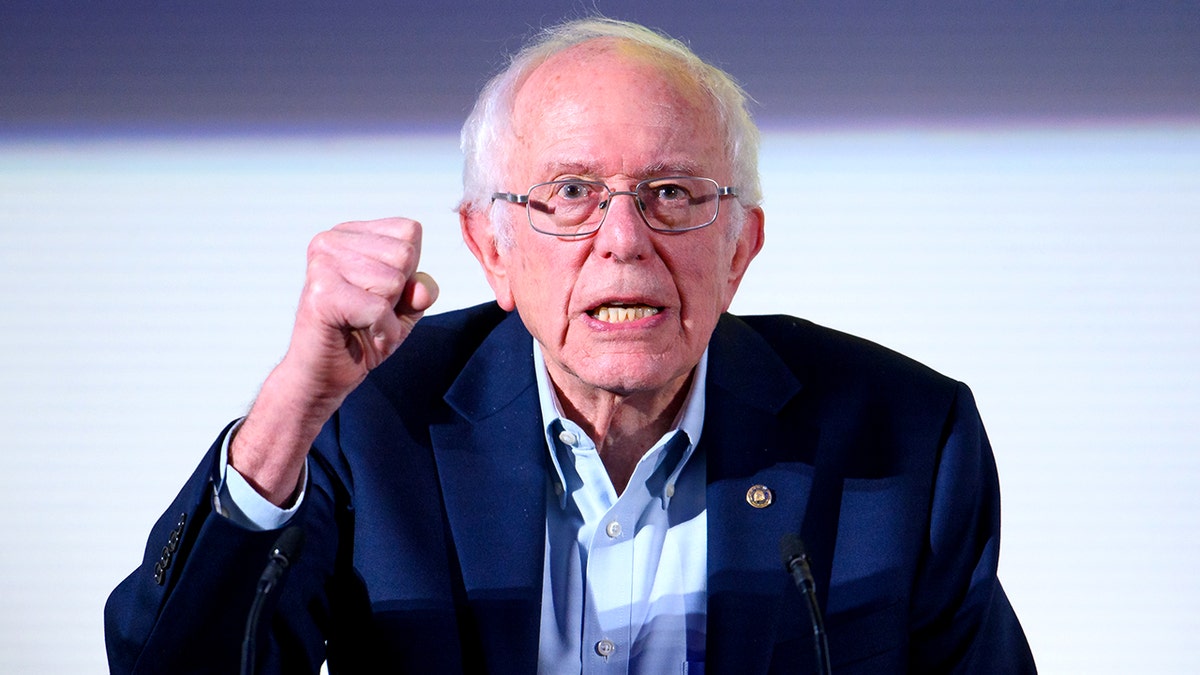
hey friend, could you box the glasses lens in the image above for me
[637,177,721,231]
[527,180,607,236]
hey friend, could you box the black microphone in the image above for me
[780,533,831,675]
[241,526,305,675]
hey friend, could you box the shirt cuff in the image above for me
[212,418,307,531]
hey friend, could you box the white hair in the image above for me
[458,17,761,243]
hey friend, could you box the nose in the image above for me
[595,190,652,261]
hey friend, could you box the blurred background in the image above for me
[2,1,1197,671]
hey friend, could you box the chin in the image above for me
[576,358,689,397]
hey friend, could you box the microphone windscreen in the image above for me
[271,525,306,565]
[779,532,806,568]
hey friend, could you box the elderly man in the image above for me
[106,17,1035,674]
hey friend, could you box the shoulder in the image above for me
[716,313,962,413]
[732,314,945,375]
[334,301,518,419]
[371,301,511,380]
[397,301,512,357]
[315,301,519,478]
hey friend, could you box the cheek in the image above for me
[509,245,576,312]
[676,243,738,312]
[675,273,727,330]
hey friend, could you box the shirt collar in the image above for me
[533,339,707,509]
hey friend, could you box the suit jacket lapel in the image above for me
[430,312,546,673]
[704,315,821,673]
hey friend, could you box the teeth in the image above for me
[593,305,660,323]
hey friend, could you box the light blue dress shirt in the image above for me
[533,342,708,674]
[215,339,710,673]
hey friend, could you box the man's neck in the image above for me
[551,371,694,495]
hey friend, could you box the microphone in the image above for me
[241,526,305,675]
[780,533,831,675]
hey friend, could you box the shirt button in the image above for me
[558,430,578,446]
[605,521,622,538]
[665,483,676,498]
[595,638,617,659]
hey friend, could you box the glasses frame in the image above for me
[492,176,738,238]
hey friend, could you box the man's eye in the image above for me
[654,184,687,200]
[557,183,592,199]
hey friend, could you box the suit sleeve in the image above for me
[908,382,1036,673]
[104,421,344,674]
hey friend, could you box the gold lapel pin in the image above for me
[746,484,773,509]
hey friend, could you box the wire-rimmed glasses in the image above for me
[492,176,737,237]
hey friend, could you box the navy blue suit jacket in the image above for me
[106,303,1034,673]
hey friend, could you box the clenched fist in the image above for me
[231,218,439,505]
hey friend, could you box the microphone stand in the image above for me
[241,526,305,675]
[780,534,832,675]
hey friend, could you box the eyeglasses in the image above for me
[491,176,737,237]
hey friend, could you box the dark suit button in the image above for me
[153,561,165,585]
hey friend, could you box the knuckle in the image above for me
[397,218,422,236]
[307,230,336,260]
[363,292,394,318]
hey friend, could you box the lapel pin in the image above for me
[746,484,773,509]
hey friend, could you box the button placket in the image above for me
[582,495,636,672]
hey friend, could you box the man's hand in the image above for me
[230,218,439,505]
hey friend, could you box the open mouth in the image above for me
[589,303,661,323]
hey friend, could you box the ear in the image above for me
[721,206,765,310]
[460,207,516,311]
